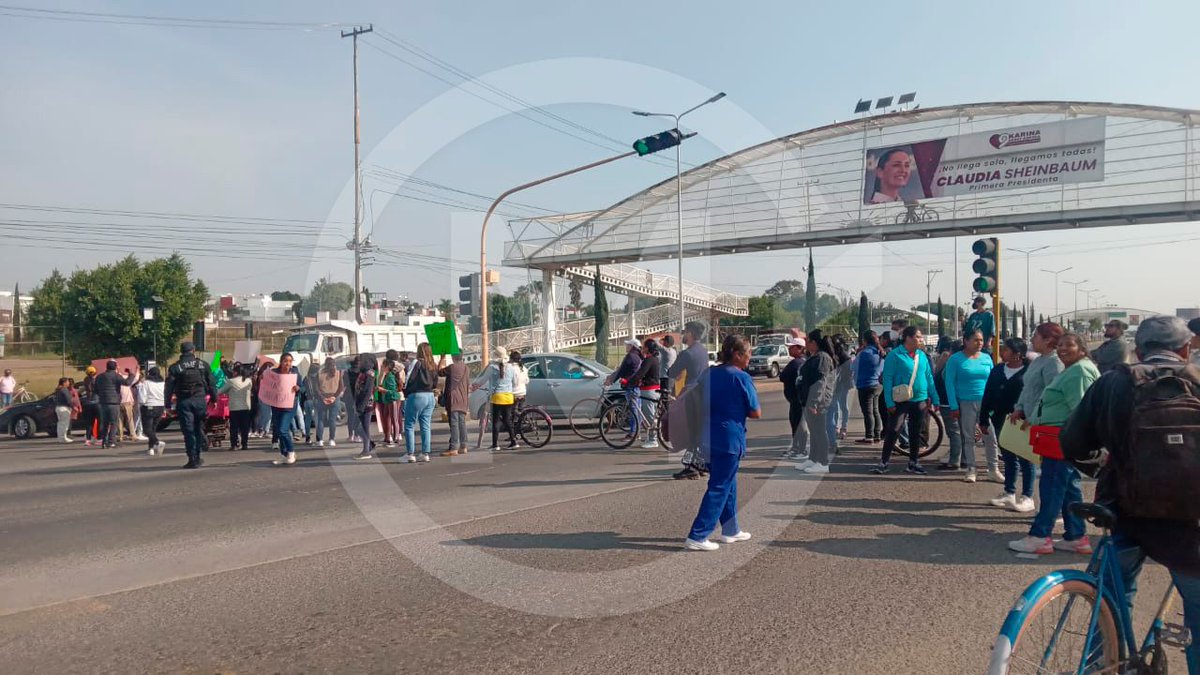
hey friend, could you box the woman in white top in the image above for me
[472,347,519,451]
[221,364,255,451]
[137,367,166,456]
[509,351,529,410]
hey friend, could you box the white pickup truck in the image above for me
[276,318,459,374]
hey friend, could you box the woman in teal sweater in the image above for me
[872,326,939,475]
[945,330,1001,484]
[1007,334,1100,556]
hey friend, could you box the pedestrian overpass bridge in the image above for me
[495,101,1200,352]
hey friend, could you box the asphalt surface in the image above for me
[0,380,1182,674]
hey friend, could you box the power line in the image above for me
[360,36,680,171]
[0,4,354,31]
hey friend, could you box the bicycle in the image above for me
[597,388,671,450]
[9,382,36,406]
[568,384,631,441]
[988,502,1192,675]
[890,406,946,459]
[894,201,940,225]
[474,398,554,449]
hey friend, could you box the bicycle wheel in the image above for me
[656,399,673,451]
[893,409,944,459]
[990,578,1120,674]
[16,390,36,405]
[569,397,603,440]
[516,408,553,448]
[598,404,638,449]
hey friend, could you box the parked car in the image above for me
[467,352,614,420]
[0,395,89,439]
[747,343,793,378]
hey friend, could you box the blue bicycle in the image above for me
[989,502,1192,674]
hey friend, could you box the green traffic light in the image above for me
[633,139,650,156]
[973,277,998,293]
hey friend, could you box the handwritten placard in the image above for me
[233,340,261,363]
[258,370,297,409]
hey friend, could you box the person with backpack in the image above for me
[1060,316,1200,674]
[1007,333,1099,555]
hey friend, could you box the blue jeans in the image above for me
[403,392,436,455]
[315,399,338,442]
[0,392,11,407]
[1029,458,1085,540]
[1001,449,1034,498]
[271,407,295,456]
[255,402,272,434]
[830,386,851,431]
[825,406,838,450]
[687,448,743,542]
[1116,534,1200,674]
[176,397,207,461]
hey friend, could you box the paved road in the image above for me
[0,381,1180,674]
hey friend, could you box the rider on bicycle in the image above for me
[1061,316,1200,674]
[623,339,662,449]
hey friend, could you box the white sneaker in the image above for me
[987,468,1005,483]
[803,463,830,474]
[684,538,719,551]
[135,435,148,441]
[794,459,815,471]
[1007,536,1053,555]
[404,454,418,463]
[317,440,325,447]
[990,492,1016,508]
[640,441,660,449]
[271,441,280,451]
[1010,496,1036,513]
[272,452,296,466]
[328,440,336,448]
[490,446,501,452]
[718,531,752,543]
[419,453,431,463]
[63,437,74,443]
[147,447,156,455]
[963,469,977,483]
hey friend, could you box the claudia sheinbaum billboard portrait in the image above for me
[862,117,1106,205]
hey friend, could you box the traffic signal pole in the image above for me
[991,246,1001,364]
[480,150,637,363]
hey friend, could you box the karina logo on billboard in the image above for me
[989,129,1041,149]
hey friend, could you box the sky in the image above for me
[2,0,1199,320]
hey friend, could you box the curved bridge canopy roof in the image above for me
[504,101,1200,268]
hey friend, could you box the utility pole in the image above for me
[925,269,942,336]
[342,24,373,324]
[1064,278,1089,327]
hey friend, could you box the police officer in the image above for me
[164,342,217,469]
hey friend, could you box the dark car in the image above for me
[0,395,89,439]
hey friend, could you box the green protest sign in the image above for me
[424,321,460,356]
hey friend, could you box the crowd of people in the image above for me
[678,302,1199,673]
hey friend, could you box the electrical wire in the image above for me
[0,4,354,31]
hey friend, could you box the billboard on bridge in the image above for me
[863,117,1106,204]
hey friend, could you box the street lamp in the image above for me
[633,91,727,332]
[1041,266,1073,320]
[1064,279,1089,326]
[1010,246,1048,324]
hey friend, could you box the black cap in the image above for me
[181,341,196,354]
[1188,317,1200,337]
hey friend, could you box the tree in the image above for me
[11,283,21,354]
[271,290,301,302]
[937,296,945,337]
[487,293,518,331]
[593,266,609,364]
[301,279,354,317]
[436,298,454,319]
[804,251,817,332]
[764,279,804,301]
[27,254,208,366]
[27,270,67,344]
[568,278,583,310]
[857,293,870,337]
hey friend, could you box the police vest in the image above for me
[175,358,208,399]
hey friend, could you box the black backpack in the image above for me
[1116,361,1200,521]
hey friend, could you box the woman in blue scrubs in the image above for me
[685,335,762,551]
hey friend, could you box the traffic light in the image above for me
[458,272,481,317]
[971,238,1000,294]
[632,129,684,156]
